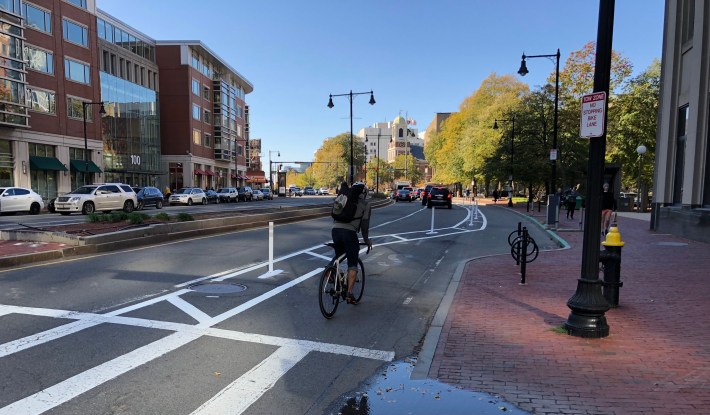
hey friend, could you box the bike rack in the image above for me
[508,222,539,284]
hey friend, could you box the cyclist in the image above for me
[331,182,373,305]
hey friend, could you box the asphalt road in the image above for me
[0,199,557,414]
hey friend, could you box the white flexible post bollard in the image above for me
[427,207,438,235]
[259,221,283,279]
[475,198,479,220]
[268,221,274,272]
[469,201,474,226]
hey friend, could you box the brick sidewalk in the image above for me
[429,204,710,414]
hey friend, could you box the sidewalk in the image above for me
[428,201,710,415]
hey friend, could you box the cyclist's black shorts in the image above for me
[331,228,359,270]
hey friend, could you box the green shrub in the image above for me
[155,212,170,221]
[87,213,102,222]
[110,212,129,222]
[176,213,194,222]
[127,212,149,224]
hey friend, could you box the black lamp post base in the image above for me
[508,198,514,207]
[564,278,610,338]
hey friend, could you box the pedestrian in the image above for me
[492,189,499,204]
[465,189,471,200]
[565,188,578,220]
[601,182,617,235]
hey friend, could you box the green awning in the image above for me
[29,156,68,171]
[69,159,103,173]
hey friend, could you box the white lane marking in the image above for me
[0,331,201,415]
[168,296,212,324]
[0,319,100,358]
[304,251,332,260]
[0,304,394,362]
[203,268,322,327]
[403,297,413,305]
[190,346,311,415]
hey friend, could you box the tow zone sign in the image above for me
[580,92,606,138]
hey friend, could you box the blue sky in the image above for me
[96,0,665,166]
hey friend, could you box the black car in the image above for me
[427,186,452,209]
[216,187,238,202]
[132,186,164,210]
[395,189,412,202]
[205,189,220,204]
[237,186,253,202]
[421,184,435,206]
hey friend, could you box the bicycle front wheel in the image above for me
[351,258,366,303]
[319,266,339,319]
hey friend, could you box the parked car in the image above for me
[169,187,207,206]
[261,188,274,200]
[216,187,238,203]
[253,189,264,201]
[427,186,452,209]
[395,188,412,202]
[303,186,316,196]
[318,187,330,195]
[55,183,137,215]
[292,187,303,197]
[132,186,164,210]
[0,187,44,215]
[237,186,253,202]
[205,189,220,203]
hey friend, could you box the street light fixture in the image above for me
[327,90,375,185]
[365,132,391,193]
[82,101,106,185]
[518,48,560,197]
[269,150,281,194]
[493,117,515,207]
[636,144,647,211]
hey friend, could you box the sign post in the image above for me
[580,92,606,138]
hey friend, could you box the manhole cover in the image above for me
[656,242,688,247]
[188,282,247,294]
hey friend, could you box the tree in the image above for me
[312,133,366,186]
[365,157,391,192]
[391,154,421,185]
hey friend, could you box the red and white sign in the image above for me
[580,92,606,138]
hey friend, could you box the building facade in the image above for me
[653,0,710,243]
[156,41,253,192]
[0,1,255,202]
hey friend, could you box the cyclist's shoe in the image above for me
[345,292,359,305]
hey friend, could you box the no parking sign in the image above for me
[580,92,606,138]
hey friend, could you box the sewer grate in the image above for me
[188,282,247,294]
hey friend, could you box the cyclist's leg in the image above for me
[342,231,360,298]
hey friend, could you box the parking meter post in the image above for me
[520,227,528,285]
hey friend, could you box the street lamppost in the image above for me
[269,150,280,194]
[636,144,647,212]
[493,117,515,207]
[82,101,106,185]
[365,132,391,194]
[518,48,560,196]
[327,90,375,184]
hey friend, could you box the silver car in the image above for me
[169,188,207,206]
[54,183,137,215]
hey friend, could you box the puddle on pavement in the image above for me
[330,357,531,415]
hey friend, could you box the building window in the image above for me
[64,0,87,9]
[62,19,88,47]
[673,105,689,204]
[24,45,53,74]
[681,0,695,45]
[204,133,211,147]
[192,104,200,120]
[67,96,92,120]
[27,88,56,114]
[64,58,90,84]
[191,52,199,70]
[203,85,210,100]
[193,129,201,145]
[203,109,210,124]
[23,2,51,34]
[192,79,199,95]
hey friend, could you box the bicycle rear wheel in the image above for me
[319,266,339,319]
[351,259,366,303]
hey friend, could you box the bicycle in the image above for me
[318,242,369,319]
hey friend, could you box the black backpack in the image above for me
[332,185,364,223]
